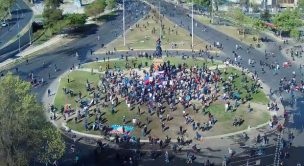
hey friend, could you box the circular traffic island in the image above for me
[53,56,271,141]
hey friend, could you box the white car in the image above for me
[1,22,7,27]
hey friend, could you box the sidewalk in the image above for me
[0,35,73,70]
[19,35,73,56]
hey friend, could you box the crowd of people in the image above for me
[50,52,277,165]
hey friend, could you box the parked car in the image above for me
[1,22,7,27]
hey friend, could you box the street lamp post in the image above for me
[159,0,162,39]
[18,34,20,52]
[122,0,126,46]
[17,9,21,52]
[191,0,194,49]
[29,24,32,45]
[211,0,214,24]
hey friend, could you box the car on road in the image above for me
[1,22,8,27]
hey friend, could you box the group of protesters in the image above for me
[43,32,304,165]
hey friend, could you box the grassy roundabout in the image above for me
[98,10,209,52]
[54,57,270,139]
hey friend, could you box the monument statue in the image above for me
[155,38,162,58]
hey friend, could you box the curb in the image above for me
[95,48,220,55]
[47,55,278,145]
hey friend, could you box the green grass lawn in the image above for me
[66,101,144,135]
[220,67,269,105]
[204,101,270,135]
[83,57,219,71]
[66,112,101,135]
[54,71,100,109]
[66,98,270,137]
[56,59,269,137]
[83,57,155,71]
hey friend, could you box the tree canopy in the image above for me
[43,8,63,26]
[273,9,302,32]
[37,127,65,165]
[0,0,15,20]
[43,0,63,27]
[232,8,246,23]
[290,28,300,40]
[65,13,88,27]
[298,0,304,11]
[106,0,117,10]
[252,19,266,31]
[260,10,271,22]
[85,0,106,18]
[191,0,211,8]
[44,0,62,9]
[0,74,65,166]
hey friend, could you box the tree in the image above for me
[43,0,63,27]
[188,0,211,13]
[273,9,302,34]
[252,19,266,40]
[96,0,107,8]
[298,0,304,11]
[106,0,116,10]
[85,0,106,19]
[37,127,66,165]
[290,28,300,40]
[253,19,266,31]
[0,0,15,20]
[44,0,61,9]
[0,74,65,166]
[191,0,211,8]
[231,8,247,37]
[233,8,246,22]
[43,8,63,26]
[65,13,87,27]
[260,10,271,22]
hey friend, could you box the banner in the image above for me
[110,125,134,135]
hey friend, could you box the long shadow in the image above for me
[7,18,19,24]
[67,24,99,37]
[96,12,119,22]
[205,147,222,152]
[11,9,32,15]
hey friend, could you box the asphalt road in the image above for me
[0,0,33,58]
[39,134,205,166]
[153,1,304,164]
[152,0,304,164]
[2,0,304,165]
[6,0,150,100]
